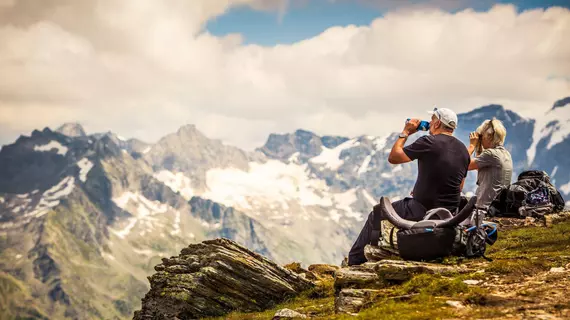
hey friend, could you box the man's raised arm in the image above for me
[388,119,419,164]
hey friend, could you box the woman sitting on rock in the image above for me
[467,118,513,210]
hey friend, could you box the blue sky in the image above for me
[206,0,570,45]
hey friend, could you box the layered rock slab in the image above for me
[133,238,313,320]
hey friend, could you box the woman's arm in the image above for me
[467,144,476,156]
[468,158,478,171]
[467,132,479,171]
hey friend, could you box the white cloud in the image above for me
[337,0,486,12]
[0,1,569,150]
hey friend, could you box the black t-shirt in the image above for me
[403,134,470,212]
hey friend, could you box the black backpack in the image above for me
[488,170,565,218]
[376,196,497,262]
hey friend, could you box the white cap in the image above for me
[428,107,458,129]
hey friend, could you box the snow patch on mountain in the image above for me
[560,182,570,196]
[77,158,94,182]
[153,170,194,200]
[373,136,389,150]
[551,166,558,178]
[113,192,168,213]
[392,165,403,173]
[103,252,116,261]
[357,155,372,175]
[288,152,301,163]
[332,189,363,221]
[1,176,76,229]
[528,106,570,164]
[328,209,342,223]
[34,140,68,156]
[310,138,360,170]
[111,192,169,239]
[199,220,222,230]
[133,248,154,256]
[363,190,377,206]
[547,122,570,150]
[203,160,333,210]
[44,176,75,200]
[381,172,394,178]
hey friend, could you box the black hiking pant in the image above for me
[347,197,427,266]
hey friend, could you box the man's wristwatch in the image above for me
[399,132,409,139]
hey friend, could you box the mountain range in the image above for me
[0,98,568,319]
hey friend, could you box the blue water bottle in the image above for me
[406,119,430,131]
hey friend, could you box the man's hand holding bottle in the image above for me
[403,119,421,136]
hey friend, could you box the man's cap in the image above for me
[428,107,458,129]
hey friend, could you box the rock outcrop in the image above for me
[133,238,313,320]
[334,260,474,314]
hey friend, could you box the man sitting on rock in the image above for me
[347,108,470,266]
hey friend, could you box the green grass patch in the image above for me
[485,258,550,276]
[341,294,455,320]
[485,219,570,277]
[487,219,570,259]
[394,274,468,297]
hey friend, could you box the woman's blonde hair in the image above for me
[476,118,507,151]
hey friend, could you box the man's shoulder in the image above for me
[405,134,434,148]
[434,134,467,149]
[412,134,435,144]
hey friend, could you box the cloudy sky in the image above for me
[0,0,569,150]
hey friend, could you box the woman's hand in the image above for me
[469,132,480,146]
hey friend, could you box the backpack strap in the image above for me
[389,227,397,250]
[436,196,478,228]
[424,208,453,220]
[376,197,416,230]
